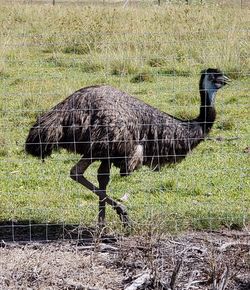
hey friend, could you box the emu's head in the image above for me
[199,68,230,105]
[25,123,56,161]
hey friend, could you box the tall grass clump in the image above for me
[1,4,249,74]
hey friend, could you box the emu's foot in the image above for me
[97,213,107,235]
[96,223,107,237]
[97,220,106,232]
[115,203,132,228]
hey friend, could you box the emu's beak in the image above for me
[223,75,231,85]
[216,75,231,86]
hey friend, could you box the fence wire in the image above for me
[1,0,249,7]
[0,1,249,243]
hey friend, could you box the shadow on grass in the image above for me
[0,220,116,243]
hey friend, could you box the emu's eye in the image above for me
[208,75,215,82]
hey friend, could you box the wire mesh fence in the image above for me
[0,0,249,243]
[1,0,250,7]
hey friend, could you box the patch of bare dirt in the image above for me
[0,229,249,290]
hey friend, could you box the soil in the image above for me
[0,226,249,290]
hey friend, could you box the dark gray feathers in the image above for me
[26,85,204,173]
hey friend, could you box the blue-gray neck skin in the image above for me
[198,74,218,134]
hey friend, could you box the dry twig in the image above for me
[170,259,183,290]
[124,272,151,290]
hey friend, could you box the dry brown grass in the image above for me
[0,229,249,289]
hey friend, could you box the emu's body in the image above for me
[26,68,229,226]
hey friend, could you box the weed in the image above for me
[0,68,10,80]
[217,119,235,131]
[148,57,168,68]
[110,60,139,76]
[0,135,8,157]
[159,68,192,77]
[80,59,105,73]
[131,72,154,83]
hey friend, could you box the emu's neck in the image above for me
[196,88,217,135]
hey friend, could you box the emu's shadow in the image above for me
[0,220,116,243]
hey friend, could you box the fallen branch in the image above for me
[186,270,204,289]
[125,272,151,290]
[77,243,118,252]
[212,265,230,290]
[219,242,250,252]
[170,260,182,290]
[187,279,205,290]
[65,279,101,290]
[218,266,230,290]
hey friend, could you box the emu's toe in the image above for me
[115,204,132,228]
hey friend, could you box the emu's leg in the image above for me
[70,158,131,227]
[97,160,110,227]
[70,158,98,192]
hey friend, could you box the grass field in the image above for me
[0,1,249,234]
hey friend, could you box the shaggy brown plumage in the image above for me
[26,68,229,227]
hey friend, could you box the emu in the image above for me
[25,68,229,227]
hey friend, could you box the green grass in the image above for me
[0,2,249,233]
